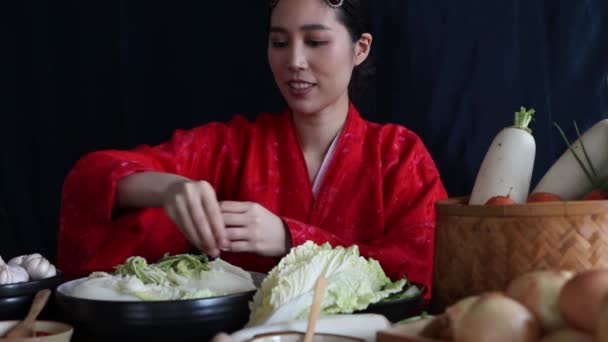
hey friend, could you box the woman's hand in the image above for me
[221,201,291,256]
[162,180,229,258]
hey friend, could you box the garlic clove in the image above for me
[7,264,29,283]
[24,256,45,280]
[0,264,29,284]
[46,264,57,278]
[23,254,57,280]
[23,253,43,264]
[8,254,27,266]
[0,265,12,285]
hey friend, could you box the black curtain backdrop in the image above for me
[2,1,607,262]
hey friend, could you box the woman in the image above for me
[58,0,447,293]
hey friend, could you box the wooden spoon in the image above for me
[3,289,51,339]
[303,275,327,342]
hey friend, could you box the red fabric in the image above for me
[58,104,447,295]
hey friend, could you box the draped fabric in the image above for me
[58,104,447,291]
[2,0,607,260]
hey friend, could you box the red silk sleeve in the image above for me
[58,118,249,279]
[284,138,447,296]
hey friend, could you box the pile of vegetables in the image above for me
[468,106,608,204]
[70,253,256,301]
[412,268,608,342]
[247,241,420,326]
[0,253,57,285]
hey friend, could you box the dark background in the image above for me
[2,1,607,262]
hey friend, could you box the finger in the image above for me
[184,190,218,257]
[225,227,250,241]
[220,201,252,213]
[226,240,252,253]
[165,203,189,239]
[222,212,250,227]
[172,197,206,253]
[199,182,229,248]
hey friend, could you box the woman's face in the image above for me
[268,0,370,117]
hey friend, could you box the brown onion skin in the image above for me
[597,293,608,342]
[453,292,540,342]
[436,295,480,340]
[558,269,608,332]
[506,270,574,332]
[539,329,593,342]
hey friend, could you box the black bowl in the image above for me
[0,271,63,320]
[359,284,427,323]
[0,271,63,298]
[55,272,266,342]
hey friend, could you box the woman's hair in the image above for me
[270,0,375,101]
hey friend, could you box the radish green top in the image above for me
[514,107,535,131]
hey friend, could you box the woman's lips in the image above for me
[287,81,315,97]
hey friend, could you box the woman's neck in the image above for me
[292,97,350,156]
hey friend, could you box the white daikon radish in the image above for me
[469,107,536,204]
[533,119,608,200]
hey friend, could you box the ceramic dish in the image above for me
[0,272,63,320]
[0,320,73,342]
[55,272,265,342]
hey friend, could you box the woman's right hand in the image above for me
[162,180,228,258]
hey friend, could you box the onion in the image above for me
[539,329,593,342]
[453,292,540,342]
[446,295,480,322]
[597,293,608,342]
[558,268,608,332]
[440,295,480,339]
[506,270,574,332]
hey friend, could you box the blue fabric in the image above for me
[368,0,608,197]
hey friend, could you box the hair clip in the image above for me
[325,0,344,8]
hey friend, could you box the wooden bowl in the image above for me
[431,197,608,311]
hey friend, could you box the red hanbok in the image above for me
[58,104,447,294]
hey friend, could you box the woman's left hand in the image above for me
[220,201,291,256]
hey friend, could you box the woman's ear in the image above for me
[354,33,373,66]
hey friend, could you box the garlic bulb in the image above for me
[22,254,56,280]
[0,264,30,285]
[0,256,5,266]
[8,253,39,267]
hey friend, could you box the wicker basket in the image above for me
[431,197,608,312]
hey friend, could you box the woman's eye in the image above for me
[271,41,288,48]
[307,40,328,47]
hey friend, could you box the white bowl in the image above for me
[246,331,363,342]
[231,314,389,342]
[0,321,73,342]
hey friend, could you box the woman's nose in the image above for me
[287,44,307,71]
